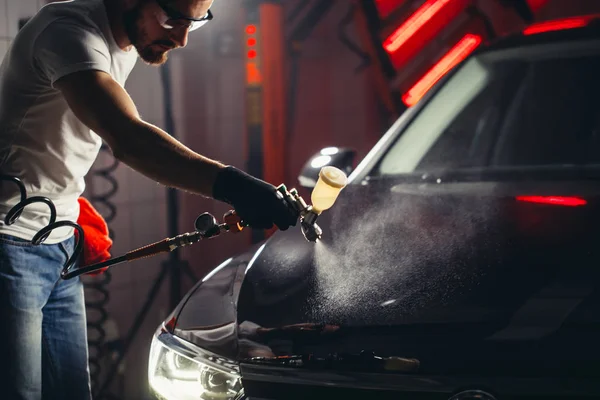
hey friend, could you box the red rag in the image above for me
[74,197,112,275]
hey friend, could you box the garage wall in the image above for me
[0,1,45,63]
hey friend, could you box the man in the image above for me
[0,0,297,398]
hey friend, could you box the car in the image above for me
[148,15,600,400]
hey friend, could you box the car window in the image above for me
[491,56,600,167]
[414,64,523,171]
[375,49,600,176]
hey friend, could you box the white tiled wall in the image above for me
[0,0,7,37]
[6,0,45,37]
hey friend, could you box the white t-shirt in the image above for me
[0,0,137,244]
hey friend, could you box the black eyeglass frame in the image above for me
[156,0,214,23]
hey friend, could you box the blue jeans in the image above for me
[0,234,91,400]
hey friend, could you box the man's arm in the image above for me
[55,69,224,197]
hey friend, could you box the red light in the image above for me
[383,0,452,54]
[164,317,177,333]
[246,25,257,35]
[247,50,257,59]
[247,38,257,46]
[402,33,482,107]
[516,196,587,207]
[523,17,589,35]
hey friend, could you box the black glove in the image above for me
[212,166,298,231]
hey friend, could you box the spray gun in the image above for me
[197,165,348,242]
[280,165,348,242]
[61,166,347,279]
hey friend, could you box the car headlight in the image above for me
[149,328,243,400]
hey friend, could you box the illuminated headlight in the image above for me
[149,328,243,400]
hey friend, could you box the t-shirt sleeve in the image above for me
[33,17,112,87]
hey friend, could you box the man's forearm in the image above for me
[54,70,225,196]
[112,119,225,197]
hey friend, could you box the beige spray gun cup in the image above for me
[278,166,348,242]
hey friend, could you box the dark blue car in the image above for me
[148,16,600,400]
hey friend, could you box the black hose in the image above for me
[337,3,371,73]
[286,0,310,24]
[466,5,497,40]
[84,143,121,398]
[289,0,335,42]
[1,153,121,398]
[0,175,84,271]
[498,0,534,23]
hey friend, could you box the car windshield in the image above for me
[374,40,600,176]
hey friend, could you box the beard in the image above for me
[123,5,172,65]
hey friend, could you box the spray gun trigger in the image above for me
[223,210,245,233]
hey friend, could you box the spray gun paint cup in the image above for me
[311,166,348,214]
[300,166,348,242]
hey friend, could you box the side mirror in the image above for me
[298,147,356,188]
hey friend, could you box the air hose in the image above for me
[1,143,122,399]
[84,143,121,398]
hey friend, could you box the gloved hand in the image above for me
[212,166,298,231]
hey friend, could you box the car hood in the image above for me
[173,182,600,376]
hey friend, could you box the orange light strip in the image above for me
[246,62,262,85]
[384,0,452,54]
[402,33,482,107]
[523,17,589,35]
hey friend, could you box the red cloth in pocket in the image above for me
[74,197,112,275]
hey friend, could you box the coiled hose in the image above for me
[0,177,84,262]
[84,143,121,399]
[0,144,121,398]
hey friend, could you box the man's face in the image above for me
[123,0,213,65]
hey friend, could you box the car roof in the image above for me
[475,14,600,56]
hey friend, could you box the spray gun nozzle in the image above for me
[301,211,322,242]
[276,185,322,242]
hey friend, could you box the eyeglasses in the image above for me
[154,0,213,32]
